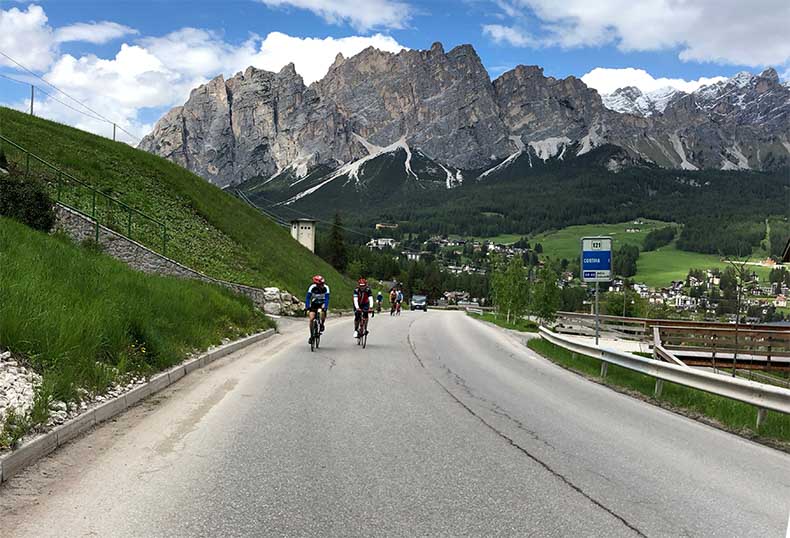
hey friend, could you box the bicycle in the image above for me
[395,301,402,316]
[309,315,321,352]
[356,312,370,348]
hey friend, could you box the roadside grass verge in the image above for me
[0,107,354,306]
[0,217,273,445]
[527,338,790,444]
[468,311,539,332]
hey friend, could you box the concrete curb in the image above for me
[0,328,276,484]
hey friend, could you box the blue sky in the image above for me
[1,0,788,142]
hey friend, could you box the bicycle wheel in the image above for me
[362,331,367,349]
[310,319,319,352]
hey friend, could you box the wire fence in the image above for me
[0,134,167,253]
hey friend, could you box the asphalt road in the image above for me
[2,311,788,537]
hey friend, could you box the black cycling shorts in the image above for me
[307,303,326,313]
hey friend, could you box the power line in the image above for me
[235,190,289,228]
[0,49,139,142]
[244,190,372,239]
[1,73,113,128]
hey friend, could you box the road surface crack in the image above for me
[433,356,557,451]
[407,331,647,538]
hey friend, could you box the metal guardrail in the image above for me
[556,311,790,371]
[555,311,790,341]
[539,327,790,427]
[0,134,167,253]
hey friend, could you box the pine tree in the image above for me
[328,213,348,272]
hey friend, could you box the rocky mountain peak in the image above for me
[140,43,790,189]
[602,86,683,117]
[278,62,298,76]
[759,67,780,83]
[330,52,345,69]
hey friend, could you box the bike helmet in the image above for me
[312,275,325,284]
[358,277,368,286]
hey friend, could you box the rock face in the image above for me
[140,43,790,190]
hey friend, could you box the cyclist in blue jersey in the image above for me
[305,275,330,344]
[376,290,384,313]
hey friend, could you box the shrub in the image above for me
[0,147,8,170]
[0,176,56,231]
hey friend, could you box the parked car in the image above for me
[410,294,428,311]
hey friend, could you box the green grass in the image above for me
[635,245,772,288]
[0,107,353,306]
[469,312,539,332]
[0,217,274,445]
[532,219,671,261]
[528,338,790,443]
[531,219,773,288]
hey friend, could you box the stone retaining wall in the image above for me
[54,205,300,315]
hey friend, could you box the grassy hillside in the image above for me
[0,217,273,445]
[0,107,353,306]
[532,219,672,261]
[636,245,771,288]
[532,219,773,288]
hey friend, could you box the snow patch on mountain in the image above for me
[478,135,526,179]
[438,162,463,188]
[668,133,698,170]
[529,137,571,161]
[283,135,418,204]
[729,144,750,169]
[601,86,683,116]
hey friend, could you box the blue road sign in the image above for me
[581,237,612,283]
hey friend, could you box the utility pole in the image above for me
[113,123,116,141]
[595,281,600,345]
[30,85,34,115]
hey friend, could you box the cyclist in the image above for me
[353,278,374,338]
[389,288,398,315]
[305,275,330,344]
[396,288,404,315]
[376,290,383,313]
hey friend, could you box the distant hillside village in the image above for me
[364,225,790,322]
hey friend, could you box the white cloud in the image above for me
[487,0,790,67]
[482,24,535,47]
[54,21,138,44]
[0,4,137,72]
[245,32,405,84]
[138,28,259,79]
[139,29,405,84]
[581,67,728,95]
[0,4,55,71]
[259,0,412,31]
[0,8,406,143]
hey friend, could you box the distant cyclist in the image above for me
[389,288,398,315]
[396,288,404,315]
[305,275,330,344]
[353,278,374,338]
[376,290,384,313]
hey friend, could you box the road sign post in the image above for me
[581,237,613,346]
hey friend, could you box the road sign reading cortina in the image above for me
[581,236,612,282]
